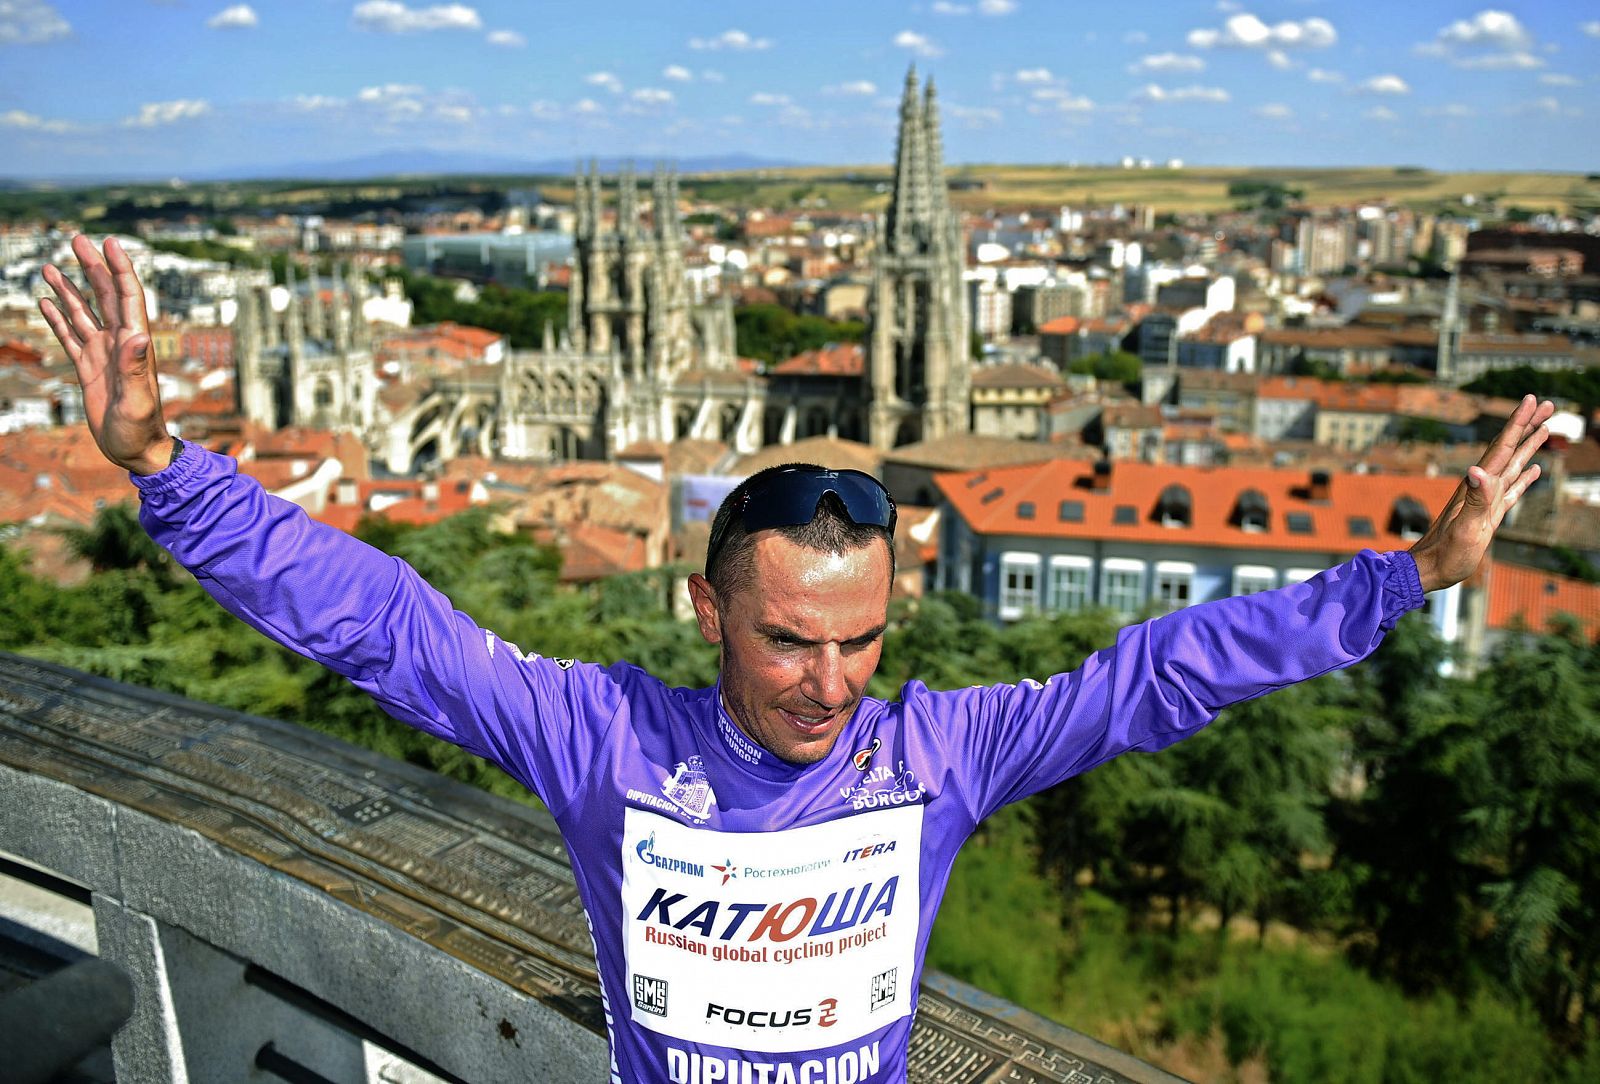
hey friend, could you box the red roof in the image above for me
[936,458,1459,554]
[1487,561,1600,640]
[772,343,864,377]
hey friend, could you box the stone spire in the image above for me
[619,162,639,239]
[888,66,928,252]
[332,265,351,351]
[923,76,950,220]
[305,266,326,343]
[574,162,591,239]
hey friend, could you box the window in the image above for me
[1233,489,1269,533]
[1113,504,1138,526]
[1348,516,1375,539]
[1017,501,1035,520]
[1156,485,1193,528]
[999,552,1041,620]
[1058,500,1084,523]
[1154,560,1196,611]
[1284,567,1320,586]
[1049,556,1092,613]
[1389,497,1429,540]
[1101,558,1146,616]
[1286,512,1314,535]
[1233,564,1277,596]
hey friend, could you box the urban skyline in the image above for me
[1,2,1597,179]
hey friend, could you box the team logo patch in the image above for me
[711,859,737,885]
[633,974,669,1016]
[661,755,716,821]
[852,737,882,772]
[870,968,897,1012]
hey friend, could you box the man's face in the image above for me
[690,533,891,766]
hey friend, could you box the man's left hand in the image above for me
[1409,393,1555,594]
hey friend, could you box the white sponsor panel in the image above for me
[622,804,923,1053]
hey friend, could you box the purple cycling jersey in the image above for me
[135,442,1425,1083]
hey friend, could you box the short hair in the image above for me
[706,462,896,600]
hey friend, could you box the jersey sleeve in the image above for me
[915,548,1424,823]
[133,441,623,815]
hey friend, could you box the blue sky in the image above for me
[1,1,1596,178]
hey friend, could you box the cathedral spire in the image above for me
[619,162,640,238]
[923,76,950,220]
[888,66,927,252]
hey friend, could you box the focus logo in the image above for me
[870,968,897,1013]
[633,974,669,1017]
[706,997,839,1029]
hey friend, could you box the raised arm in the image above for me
[40,235,175,476]
[39,238,621,812]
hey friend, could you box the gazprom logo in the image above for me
[636,832,706,878]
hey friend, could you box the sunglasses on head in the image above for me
[706,467,898,573]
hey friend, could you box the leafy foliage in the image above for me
[732,303,864,365]
[5,511,1598,1079]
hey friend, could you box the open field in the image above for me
[6,165,1594,226]
[666,163,1600,217]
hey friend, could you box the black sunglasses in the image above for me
[706,467,898,573]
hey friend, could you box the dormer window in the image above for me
[1232,488,1269,533]
[1390,496,1429,540]
[1156,484,1192,528]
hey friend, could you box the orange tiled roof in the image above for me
[1037,316,1081,335]
[971,363,1066,390]
[935,458,1459,554]
[771,343,864,377]
[1487,560,1600,640]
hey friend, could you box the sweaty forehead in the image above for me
[737,535,890,632]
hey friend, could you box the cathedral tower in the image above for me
[865,67,970,449]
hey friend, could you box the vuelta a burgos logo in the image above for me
[661,755,716,821]
[840,760,925,811]
[852,737,881,771]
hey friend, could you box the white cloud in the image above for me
[894,30,943,58]
[572,98,604,115]
[584,71,622,94]
[291,94,343,111]
[1136,83,1230,103]
[1508,96,1563,115]
[1424,103,1475,118]
[1356,74,1410,95]
[1188,14,1337,50]
[1437,10,1531,50]
[1364,106,1400,122]
[352,2,482,33]
[934,0,1016,13]
[1123,31,1149,45]
[689,28,771,51]
[486,29,524,48]
[630,87,673,106]
[1454,51,1544,70]
[1047,93,1095,112]
[1585,22,1600,39]
[1254,102,1292,119]
[1539,73,1580,87]
[1307,67,1343,83]
[701,70,726,83]
[206,5,257,30]
[824,80,877,96]
[1266,49,1293,70]
[0,108,74,133]
[749,92,791,106]
[1128,53,1205,75]
[434,104,474,123]
[663,64,693,82]
[528,99,562,120]
[1014,67,1054,83]
[358,83,423,102]
[1417,10,1546,69]
[0,1,70,44]
[123,99,212,127]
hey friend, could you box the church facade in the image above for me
[232,69,971,471]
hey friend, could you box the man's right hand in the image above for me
[40,235,175,476]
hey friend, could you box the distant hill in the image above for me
[2,150,808,186]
